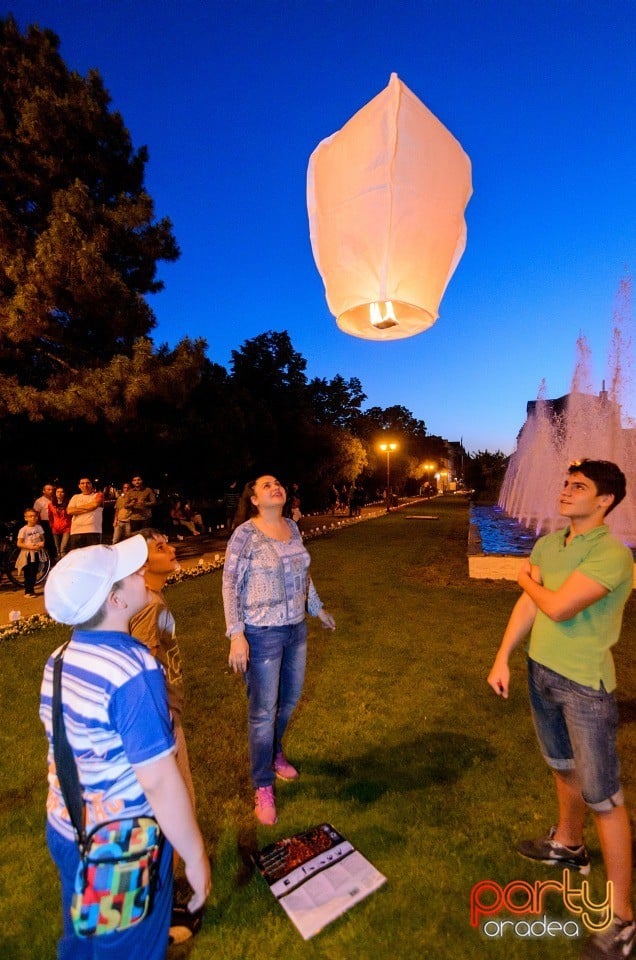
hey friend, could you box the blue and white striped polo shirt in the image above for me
[40,630,175,842]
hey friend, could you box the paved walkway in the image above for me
[0,501,421,626]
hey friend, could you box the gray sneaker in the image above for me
[581,917,636,959]
[517,825,590,875]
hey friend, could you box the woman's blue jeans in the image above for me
[244,621,307,788]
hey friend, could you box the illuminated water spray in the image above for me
[499,278,636,543]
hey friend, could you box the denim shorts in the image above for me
[527,658,623,811]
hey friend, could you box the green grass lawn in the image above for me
[1,498,635,959]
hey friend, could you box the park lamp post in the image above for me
[423,461,436,495]
[379,442,398,512]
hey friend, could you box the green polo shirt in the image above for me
[528,525,633,691]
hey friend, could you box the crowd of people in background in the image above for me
[13,474,390,600]
[28,476,157,556]
[13,476,192,596]
[23,477,204,552]
[328,481,369,517]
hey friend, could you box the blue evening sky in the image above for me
[7,0,636,453]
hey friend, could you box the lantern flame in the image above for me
[370,301,398,330]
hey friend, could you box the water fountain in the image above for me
[470,278,635,577]
[499,277,635,544]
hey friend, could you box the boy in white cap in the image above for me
[40,537,210,959]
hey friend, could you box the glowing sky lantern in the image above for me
[307,73,472,341]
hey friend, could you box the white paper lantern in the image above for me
[307,73,472,341]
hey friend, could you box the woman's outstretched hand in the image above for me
[318,608,336,631]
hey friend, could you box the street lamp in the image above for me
[422,461,436,496]
[379,442,398,512]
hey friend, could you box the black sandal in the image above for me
[168,905,204,944]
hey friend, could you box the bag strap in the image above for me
[52,644,87,849]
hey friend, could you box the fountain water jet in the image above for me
[499,278,636,545]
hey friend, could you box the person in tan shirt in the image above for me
[129,528,194,806]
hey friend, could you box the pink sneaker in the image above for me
[254,786,277,826]
[274,751,299,781]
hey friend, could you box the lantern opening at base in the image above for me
[337,299,437,341]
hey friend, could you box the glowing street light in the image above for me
[422,461,437,496]
[379,441,398,512]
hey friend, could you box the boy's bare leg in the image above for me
[594,805,633,921]
[552,768,587,847]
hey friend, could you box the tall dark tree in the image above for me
[0,337,222,505]
[0,15,179,392]
[228,331,372,498]
[353,404,427,442]
[230,330,308,398]
[466,450,509,500]
[308,374,366,430]
[229,331,310,477]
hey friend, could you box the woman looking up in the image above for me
[222,475,335,826]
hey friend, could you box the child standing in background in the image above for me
[17,508,45,597]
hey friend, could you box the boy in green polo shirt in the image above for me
[488,459,634,960]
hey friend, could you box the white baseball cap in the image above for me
[44,535,148,626]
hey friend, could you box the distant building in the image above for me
[521,384,621,446]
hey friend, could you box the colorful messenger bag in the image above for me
[53,647,163,937]
[70,816,162,937]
